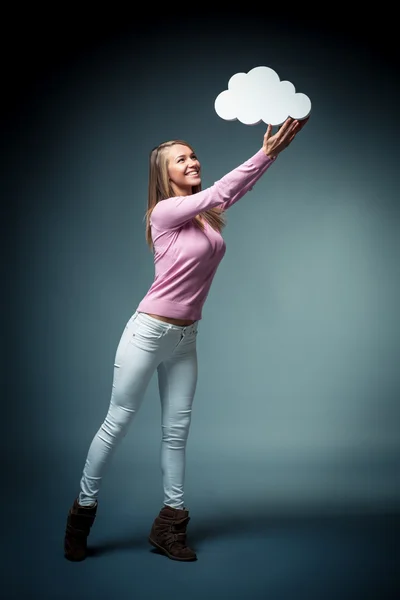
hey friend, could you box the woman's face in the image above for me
[167,144,201,196]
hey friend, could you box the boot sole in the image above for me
[148,537,197,561]
[64,552,86,562]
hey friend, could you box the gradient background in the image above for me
[3,11,399,600]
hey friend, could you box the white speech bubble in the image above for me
[215,66,311,126]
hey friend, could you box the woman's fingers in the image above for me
[279,117,295,134]
[264,123,273,140]
[277,119,296,140]
[283,119,302,140]
[264,116,307,154]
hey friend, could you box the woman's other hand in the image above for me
[263,116,309,159]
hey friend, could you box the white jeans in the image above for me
[78,311,199,510]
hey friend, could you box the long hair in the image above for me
[144,139,226,251]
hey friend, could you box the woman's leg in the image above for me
[157,333,198,510]
[78,312,165,506]
[148,330,198,561]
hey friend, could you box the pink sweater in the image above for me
[137,148,275,321]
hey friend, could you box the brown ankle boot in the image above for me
[64,498,97,561]
[148,505,197,561]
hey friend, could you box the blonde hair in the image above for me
[144,139,226,251]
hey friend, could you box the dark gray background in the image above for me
[3,11,399,600]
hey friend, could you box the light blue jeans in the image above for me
[78,311,199,510]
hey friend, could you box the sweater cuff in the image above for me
[251,148,277,167]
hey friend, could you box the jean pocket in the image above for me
[135,314,166,340]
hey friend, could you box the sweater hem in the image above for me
[136,298,202,321]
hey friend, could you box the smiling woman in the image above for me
[168,145,202,195]
[145,138,226,253]
[64,118,309,563]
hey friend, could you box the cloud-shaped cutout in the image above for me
[214,66,311,126]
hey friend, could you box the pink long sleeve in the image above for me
[136,149,276,321]
[150,149,275,231]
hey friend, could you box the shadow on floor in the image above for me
[85,502,398,558]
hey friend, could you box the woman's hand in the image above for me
[263,116,309,159]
